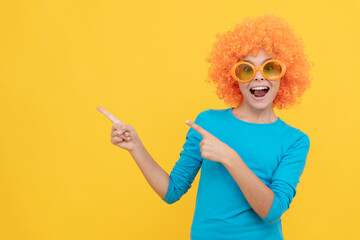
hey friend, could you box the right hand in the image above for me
[97,106,142,152]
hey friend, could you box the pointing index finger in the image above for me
[185,120,208,136]
[97,106,123,124]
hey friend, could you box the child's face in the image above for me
[237,48,281,111]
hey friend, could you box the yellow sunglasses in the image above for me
[231,59,286,83]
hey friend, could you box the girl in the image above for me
[97,14,312,240]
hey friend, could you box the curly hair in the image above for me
[205,14,313,110]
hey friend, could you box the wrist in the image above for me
[223,150,241,169]
[129,141,144,155]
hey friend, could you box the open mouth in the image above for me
[249,86,270,99]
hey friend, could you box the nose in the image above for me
[253,69,265,81]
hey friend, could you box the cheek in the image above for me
[271,81,281,93]
[238,84,249,95]
[271,85,280,96]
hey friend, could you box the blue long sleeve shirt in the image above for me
[162,107,311,240]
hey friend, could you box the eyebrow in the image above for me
[242,58,272,65]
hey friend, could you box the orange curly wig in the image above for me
[205,14,313,110]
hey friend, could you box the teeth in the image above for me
[251,86,269,90]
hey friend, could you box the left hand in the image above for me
[185,119,238,165]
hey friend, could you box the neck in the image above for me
[233,102,278,123]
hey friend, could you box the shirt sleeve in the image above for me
[162,110,207,204]
[261,131,311,224]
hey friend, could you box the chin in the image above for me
[242,93,273,110]
[251,102,272,110]
[242,87,278,109]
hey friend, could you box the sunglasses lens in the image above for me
[234,63,254,81]
[263,61,283,79]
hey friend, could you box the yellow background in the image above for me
[1,0,359,239]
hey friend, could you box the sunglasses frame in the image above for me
[231,59,286,83]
